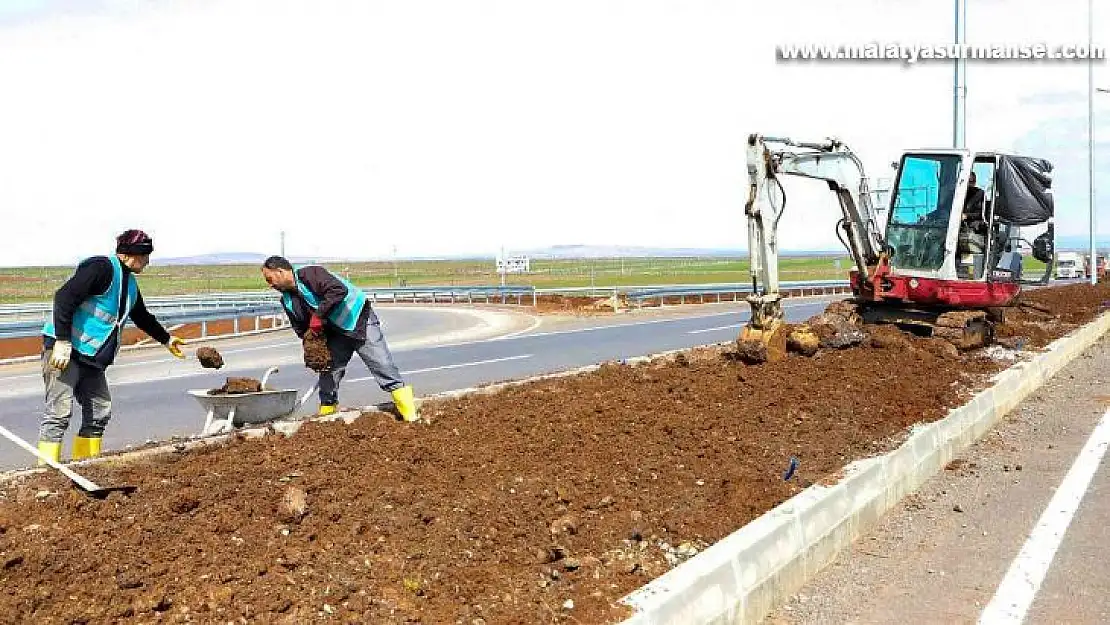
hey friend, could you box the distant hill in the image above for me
[151,246,857,264]
[144,237,1110,266]
[1053,235,1110,252]
[154,252,346,265]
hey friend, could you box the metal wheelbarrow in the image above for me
[187,367,316,436]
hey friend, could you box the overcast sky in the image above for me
[0,0,1107,265]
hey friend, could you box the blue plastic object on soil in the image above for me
[783,456,799,481]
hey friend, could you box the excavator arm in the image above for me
[740,133,887,349]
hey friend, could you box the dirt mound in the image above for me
[302,331,331,372]
[999,282,1110,347]
[0,282,1104,624]
[209,377,263,394]
[196,346,224,369]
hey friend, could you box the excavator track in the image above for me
[930,310,992,350]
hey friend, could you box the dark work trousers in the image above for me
[39,353,112,442]
[317,320,405,406]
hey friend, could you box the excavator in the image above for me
[739,134,1055,353]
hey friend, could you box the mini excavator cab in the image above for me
[882,150,1055,291]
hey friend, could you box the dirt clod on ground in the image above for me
[0,281,1106,624]
[787,326,821,356]
[302,331,331,372]
[195,346,224,369]
[209,377,263,394]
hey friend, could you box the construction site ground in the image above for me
[0,283,1107,624]
[766,324,1110,624]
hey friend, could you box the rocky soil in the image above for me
[0,282,1106,624]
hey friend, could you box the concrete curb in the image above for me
[615,310,1110,625]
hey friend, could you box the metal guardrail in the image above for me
[0,304,287,341]
[0,281,855,340]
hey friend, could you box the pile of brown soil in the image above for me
[0,282,1105,624]
[302,332,331,372]
[196,346,224,369]
[999,282,1110,348]
[533,295,623,315]
[208,377,263,395]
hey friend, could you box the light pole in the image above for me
[1090,0,1098,285]
[953,0,967,149]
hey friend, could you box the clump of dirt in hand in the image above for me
[302,332,331,372]
[196,347,224,369]
[209,377,263,395]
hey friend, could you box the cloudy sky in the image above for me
[0,0,1107,265]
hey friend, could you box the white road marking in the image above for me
[0,298,833,388]
[687,323,742,334]
[348,354,533,382]
[978,407,1110,624]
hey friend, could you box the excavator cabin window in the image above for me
[885,153,964,272]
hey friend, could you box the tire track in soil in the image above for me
[0,283,1107,624]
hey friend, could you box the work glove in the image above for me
[308,314,325,335]
[165,335,186,359]
[48,340,72,371]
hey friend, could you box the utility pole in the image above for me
[952,0,967,149]
[280,231,286,257]
[1090,0,1098,285]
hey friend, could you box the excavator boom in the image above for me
[740,134,887,353]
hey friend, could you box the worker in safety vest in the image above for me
[39,230,186,463]
[260,255,418,421]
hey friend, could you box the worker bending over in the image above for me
[260,256,418,421]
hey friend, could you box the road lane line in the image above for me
[0,298,833,386]
[687,324,743,334]
[347,354,533,382]
[978,407,1110,624]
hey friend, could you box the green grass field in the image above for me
[0,256,855,303]
[0,254,1060,304]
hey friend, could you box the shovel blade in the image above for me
[77,483,137,499]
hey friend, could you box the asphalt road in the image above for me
[765,333,1110,625]
[0,298,833,471]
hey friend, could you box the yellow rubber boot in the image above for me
[391,385,419,422]
[36,441,61,466]
[318,404,338,416]
[72,436,101,460]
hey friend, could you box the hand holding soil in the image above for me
[302,331,331,372]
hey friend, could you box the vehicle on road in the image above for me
[1055,252,1084,279]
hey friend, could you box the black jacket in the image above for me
[42,256,171,369]
[281,266,378,342]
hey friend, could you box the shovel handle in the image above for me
[0,425,102,492]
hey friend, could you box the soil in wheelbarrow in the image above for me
[208,377,263,394]
[0,283,1105,624]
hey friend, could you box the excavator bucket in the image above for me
[735,320,788,364]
